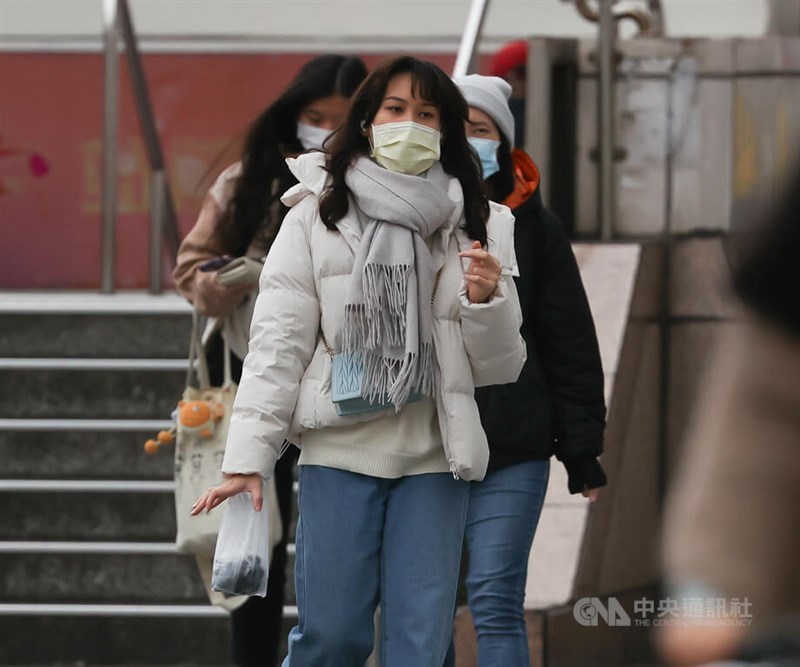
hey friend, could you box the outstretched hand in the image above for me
[459,241,502,304]
[191,472,263,514]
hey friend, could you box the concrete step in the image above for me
[0,291,191,351]
[0,485,177,541]
[0,363,186,419]
[0,549,207,603]
[0,313,191,359]
[0,420,174,480]
[0,541,298,606]
[0,294,304,666]
[0,480,299,542]
[0,609,230,664]
[0,607,297,665]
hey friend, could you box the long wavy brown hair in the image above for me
[319,56,489,244]
[215,54,367,257]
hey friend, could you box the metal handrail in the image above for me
[455,0,663,243]
[574,0,664,37]
[102,0,180,294]
[597,0,617,242]
[453,0,491,78]
[646,0,665,36]
[569,0,663,240]
[101,0,118,294]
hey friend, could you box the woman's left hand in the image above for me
[582,488,601,502]
[459,241,502,304]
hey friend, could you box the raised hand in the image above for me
[459,241,502,304]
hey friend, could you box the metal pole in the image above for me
[149,170,165,294]
[597,0,617,240]
[101,0,119,293]
[647,0,666,36]
[574,0,656,36]
[453,0,490,77]
[118,0,181,260]
[767,0,800,35]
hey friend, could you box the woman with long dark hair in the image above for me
[444,74,607,666]
[192,57,527,666]
[173,54,367,667]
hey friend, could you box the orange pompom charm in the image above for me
[157,430,175,445]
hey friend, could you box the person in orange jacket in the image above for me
[445,74,608,667]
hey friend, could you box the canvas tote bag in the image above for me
[174,311,281,609]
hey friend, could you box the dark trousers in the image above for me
[206,332,298,667]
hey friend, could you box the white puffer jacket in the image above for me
[222,153,526,482]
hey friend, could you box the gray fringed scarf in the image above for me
[342,156,458,410]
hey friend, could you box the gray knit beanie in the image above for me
[454,74,515,147]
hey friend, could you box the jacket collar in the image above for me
[282,152,362,254]
[282,152,466,263]
[503,149,541,211]
[282,152,329,203]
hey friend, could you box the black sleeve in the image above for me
[564,455,608,494]
[531,208,607,463]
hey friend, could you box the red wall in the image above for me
[0,51,458,289]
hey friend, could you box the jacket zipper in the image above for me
[430,264,460,480]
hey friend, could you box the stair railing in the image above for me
[453,0,491,78]
[101,0,180,294]
[569,0,664,239]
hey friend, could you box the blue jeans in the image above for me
[444,460,550,667]
[282,465,470,667]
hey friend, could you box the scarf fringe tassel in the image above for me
[342,260,436,411]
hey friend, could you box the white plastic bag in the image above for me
[211,479,271,597]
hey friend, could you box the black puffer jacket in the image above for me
[475,178,607,493]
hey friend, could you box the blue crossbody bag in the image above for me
[322,347,422,416]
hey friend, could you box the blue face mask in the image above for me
[468,137,501,179]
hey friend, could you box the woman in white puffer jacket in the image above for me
[193,56,526,667]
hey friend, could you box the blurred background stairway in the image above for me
[0,292,296,664]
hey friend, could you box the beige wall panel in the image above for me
[575,323,661,597]
[614,77,669,236]
[670,238,738,318]
[688,38,735,75]
[667,322,740,482]
[672,79,734,233]
[629,242,664,320]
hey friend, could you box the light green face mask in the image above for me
[370,121,442,175]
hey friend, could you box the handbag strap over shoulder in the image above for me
[186,309,234,390]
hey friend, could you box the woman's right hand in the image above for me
[459,241,502,304]
[191,472,263,514]
[193,270,254,318]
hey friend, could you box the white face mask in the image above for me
[297,122,333,151]
[370,121,442,175]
